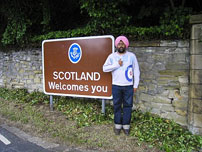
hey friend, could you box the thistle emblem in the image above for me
[68,43,82,64]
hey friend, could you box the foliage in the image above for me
[55,96,113,127]
[31,0,131,44]
[40,0,51,33]
[31,7,192,45]
[79,0,131,34]
[0,0,32,46]
[0,87,202,151]
[1,17,31,46]
[158,7,192,39]
[0,88,49,105]
[0,0,53,46]
[0,87,113,127]
[131,110,202,152]
[0,0,197,48]
[31,25,94,43]
[107,6,192,40]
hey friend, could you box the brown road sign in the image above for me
[42,35,114,99]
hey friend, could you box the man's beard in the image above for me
[117,47,126,53]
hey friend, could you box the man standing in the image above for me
[103,36,140,136]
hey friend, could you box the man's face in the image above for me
[117,40,126,53]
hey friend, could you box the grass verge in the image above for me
[0,88,202,152]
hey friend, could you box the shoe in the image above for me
[123,129,130,136]
[114,127,121,135]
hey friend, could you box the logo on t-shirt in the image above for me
[125,65,133,82]
[68,43,82,64]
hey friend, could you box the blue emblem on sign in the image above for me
[125,65,133,82]
[68,43,82,64]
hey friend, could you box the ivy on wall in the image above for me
[0,0,194,48]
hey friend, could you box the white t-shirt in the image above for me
[103,51,140,88]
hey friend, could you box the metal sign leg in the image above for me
[50,95,53,111]
[102,99,105,114]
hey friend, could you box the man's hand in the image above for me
[134,88,137,93]
[118,59,123,66]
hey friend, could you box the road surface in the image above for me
[0,124,98,152]
[0,125,52,152]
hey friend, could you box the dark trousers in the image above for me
[112,85,134,127]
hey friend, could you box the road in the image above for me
[0,124,98,152]
[0,125,53,152]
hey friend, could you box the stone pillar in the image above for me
[189,14,202,134]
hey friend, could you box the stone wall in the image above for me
[0,49,43,92]
[130,41,189,127]
[188,14,202,135]
[0,40,191,128]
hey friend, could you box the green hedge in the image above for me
[0,6,192,47]
[31,23,190,46]
[31,7,192,45]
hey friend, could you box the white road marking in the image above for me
[0,133,11,145]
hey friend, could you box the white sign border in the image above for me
[42,35,114,99]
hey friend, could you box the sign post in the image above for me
[42,35,114,110]
[50,95,53,111]
[102,99,106,114]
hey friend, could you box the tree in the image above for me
[79,0,131,34]
[0,0,201,47]
[0,0,30,45]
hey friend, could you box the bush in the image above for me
[31,7,192,46]
[1,5,193,47]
